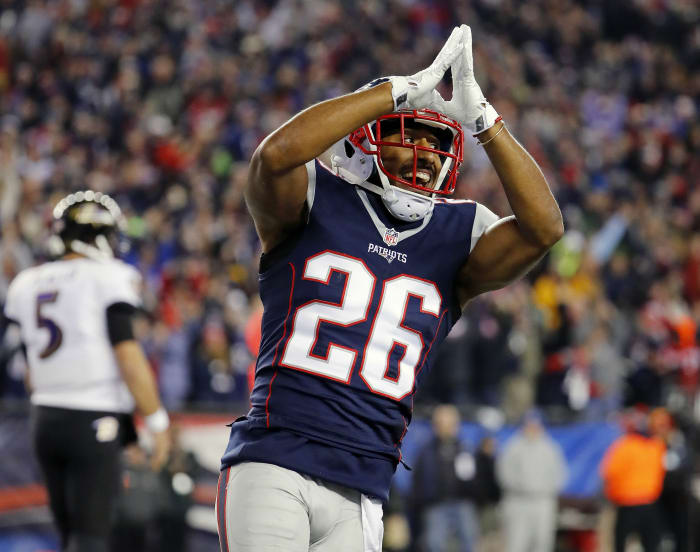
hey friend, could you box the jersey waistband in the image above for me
[246,413,402,463]
[221,419,396,502]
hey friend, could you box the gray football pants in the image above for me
[216,462,384,551]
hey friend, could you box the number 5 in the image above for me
[36,292,63,359]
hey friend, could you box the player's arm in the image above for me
[246,84,394,252]
[247,26,467,252]
[433,26,563,306]
[456,125,563,305]
[108,303,170,470]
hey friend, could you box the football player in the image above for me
[3,191,171,552]
[217,25,563,551]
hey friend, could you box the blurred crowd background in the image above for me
[0,0,698,550]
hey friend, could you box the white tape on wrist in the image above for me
[472,103,501,134]
[145,407,170,433]
[389,76,410,110]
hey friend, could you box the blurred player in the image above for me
[217,25,563,551]
[3,191,171,552]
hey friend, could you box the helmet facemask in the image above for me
[329,109,464,222]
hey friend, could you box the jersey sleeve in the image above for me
[97,262,143,309]
[470,202,500,253]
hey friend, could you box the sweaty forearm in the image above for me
[259,83,394,174]
[478,123,563,248]
[113,340,163,417]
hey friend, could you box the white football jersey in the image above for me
[4,257,143,413]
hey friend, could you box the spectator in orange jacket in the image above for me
[600,408,669,552]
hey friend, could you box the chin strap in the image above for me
[327,133,437,223]
[354,177,434,222]
[373,156,435,222]
[382,187,434,222]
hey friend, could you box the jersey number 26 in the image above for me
[281,251,443,401]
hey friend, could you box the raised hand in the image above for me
[431,24,500,134]
[362,26,465,112]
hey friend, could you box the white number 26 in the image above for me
[280,251,442,400]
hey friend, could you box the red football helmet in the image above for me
[328,108,464,221]
[350,109,464,195]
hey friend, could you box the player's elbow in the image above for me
[252,134,292,176]
[543,215,565,248]
[247,139,291,204]
[532,211,564,251]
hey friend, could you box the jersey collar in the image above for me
[355,188,433,245]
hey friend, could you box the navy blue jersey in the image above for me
[222,160,495,501]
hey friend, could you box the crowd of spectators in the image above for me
[0,0,698,427]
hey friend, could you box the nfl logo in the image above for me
[383,228,399,247]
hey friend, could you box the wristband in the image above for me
[145,407,170,433]
[476,120,506,146]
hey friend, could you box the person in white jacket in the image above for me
[496,411,568,552]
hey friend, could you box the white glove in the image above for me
[432,25,500,134]
[379,26,465,112]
